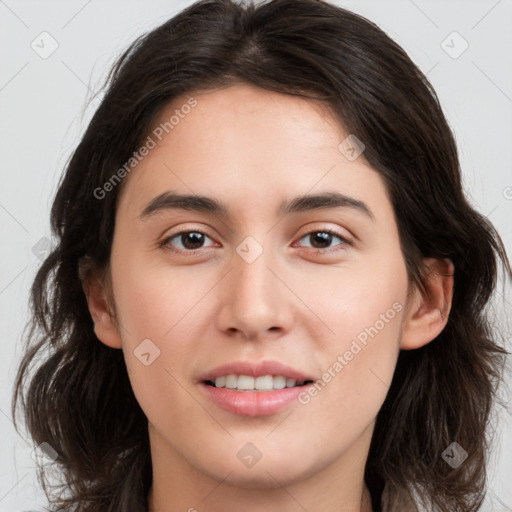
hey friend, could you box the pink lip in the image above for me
[197,360,315,417]
[200,383,310,417]
[198,360,314,383]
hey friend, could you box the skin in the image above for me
[83,82,454,512]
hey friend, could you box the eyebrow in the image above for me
[139,190,374,221]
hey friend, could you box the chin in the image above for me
[197,453,320,489]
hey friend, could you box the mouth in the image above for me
[198,360,317,416]
[203,375,315,392]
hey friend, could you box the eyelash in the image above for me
[158,228,351,256]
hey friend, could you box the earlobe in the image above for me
[82,270,123,349]
[400,258,454,350]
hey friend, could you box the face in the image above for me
[98,83,413,487]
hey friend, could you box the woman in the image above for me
[12,0,511,510]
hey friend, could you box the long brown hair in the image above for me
[12,0,511,510]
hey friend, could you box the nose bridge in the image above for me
[217,234,291,339]
[236,241,273,300]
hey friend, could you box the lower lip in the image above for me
[200,382,309,417]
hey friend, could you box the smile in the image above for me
[205,374,314,391]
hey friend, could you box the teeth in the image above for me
[286,378,296,388]
[237,375,254,390]
[255,375,273,390]
[271,376,286,389]
[225,375,238,388]
[212,374,305,391]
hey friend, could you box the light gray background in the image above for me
[1,0,511,510]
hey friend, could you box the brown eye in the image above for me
[160,231,215,252]
[296,229,350,252]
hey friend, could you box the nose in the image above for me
[215,241,295,342]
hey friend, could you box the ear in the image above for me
[81,268,123,349]
[400,258,454,350]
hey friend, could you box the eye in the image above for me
[159,230,216,253]
[295,229,351,253]
[159,228,351,255]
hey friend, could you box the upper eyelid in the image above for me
[162,224,350,239]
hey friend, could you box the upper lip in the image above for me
[198,360,315,383]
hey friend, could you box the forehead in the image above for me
[151,83,346,160]
[116,83,394,227]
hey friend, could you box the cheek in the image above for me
[308,241,408,350]
[109,249,209,413]
[110,250,207,340]
[303,243,408,417]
